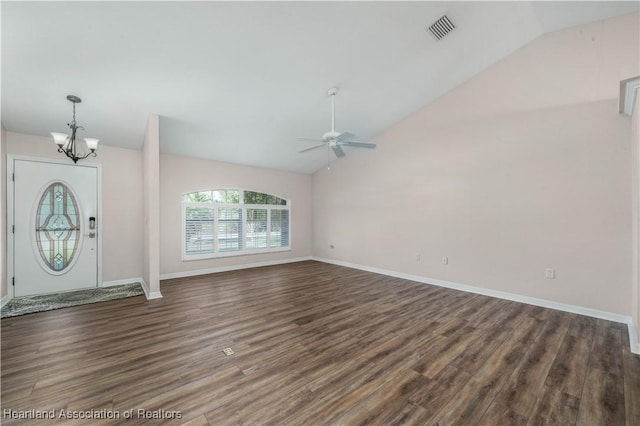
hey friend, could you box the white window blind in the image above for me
[246,208,268,249]
[184,206,215,255]
[270,209,289,248]
[218,207,242,252]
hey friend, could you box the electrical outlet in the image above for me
[415,253,421,261]
[222,347,235,356]
[442,257,448,265]
[545,268,555,279]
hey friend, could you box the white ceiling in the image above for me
[2,1,638,174]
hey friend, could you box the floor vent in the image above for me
[428,15,456,40]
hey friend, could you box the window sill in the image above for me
[182,247,291,262]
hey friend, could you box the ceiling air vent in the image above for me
[427,15,455,41]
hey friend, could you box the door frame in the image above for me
[6,155,103,299]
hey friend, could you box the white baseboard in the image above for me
[160,256,313,280]
[101,277,144,287]
[0,293,11,308]
[139,278,163,300]
[312,257,638,354]
[628,320,640,355]
[146,291,163,300]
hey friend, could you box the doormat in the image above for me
[0,283,144,318]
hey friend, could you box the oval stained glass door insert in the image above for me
[34,181,81,274]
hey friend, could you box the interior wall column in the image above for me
[142,114,161,298]
[632,93,640,353]
[1,124,7,304]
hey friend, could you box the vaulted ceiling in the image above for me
[2,2,638,174]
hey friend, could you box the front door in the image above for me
[13,159,99,297]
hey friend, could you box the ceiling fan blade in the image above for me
[299,143,326,153]
[331,145,346,158]
[339,141,377,149]
[336,132,355,142]
[297,137,324,143]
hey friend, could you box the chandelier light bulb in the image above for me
[84,138,99,151]
[51,132,69,147]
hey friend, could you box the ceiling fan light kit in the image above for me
[298,87,376,168]
[51,95,99,164]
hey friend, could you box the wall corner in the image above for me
[142,114,162,298]
[1,123,7,300]
[632,89,640,349]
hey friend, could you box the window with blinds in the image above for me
[184,206,215,255]
[246,208,268,249]
[270,209,289,248]
[218,207,242,252]
[183,189,290,260]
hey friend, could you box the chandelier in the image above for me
[51,95,99,163]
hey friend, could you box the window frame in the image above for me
[182,189,291,261]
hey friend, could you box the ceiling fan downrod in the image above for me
[328,87,338,134]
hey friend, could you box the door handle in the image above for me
[88,216,96,238]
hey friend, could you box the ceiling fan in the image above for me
[298,87,376,160]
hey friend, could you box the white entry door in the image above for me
[13,159,99,297]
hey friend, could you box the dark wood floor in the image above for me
[1,261,639,425]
